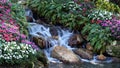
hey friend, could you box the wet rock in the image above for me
[106,45,120,58]
[35,19,45,24]
[33,36,46,49]
[25,8,34,22]
[50,27,58,36]
[112,57,120,63]
[34,60,45,68]
[26,16,33,22]
[96,54,107,61]
[51,46,80,63]
[73,48,93,60]
[86,43,93,51]
[52,36,59,40]
[68,34,84,47]
[36,51,48,66]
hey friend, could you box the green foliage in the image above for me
[82,23,113,53]
[27,0,89,30]
[95,0,120,13]
[10,2,28,36]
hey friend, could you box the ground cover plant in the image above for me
[0,0,40,66]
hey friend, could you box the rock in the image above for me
[50,27,58,36]
[52,36,59,40]
[96,54,107,61]
[73,48,93,60]
[26,16,33,22]
[68,34,84,47]
[86,43,93,51]
[106,45,120,57]
[34,60,45,68]
[112,57,120,63]
[33,36,46,49]
[51,46,80,63]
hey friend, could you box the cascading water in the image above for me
[28,23,73,62]
[28,23,113,64]
[26,8,113,64]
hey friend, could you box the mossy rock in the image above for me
[106,45,120,58]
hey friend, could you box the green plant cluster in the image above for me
[95,0,120,13]
[10,1,28,36]
[27,0,89,30]
[82,23,112,53]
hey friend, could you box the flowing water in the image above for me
[28,23,73,62]
[26,9,120,68]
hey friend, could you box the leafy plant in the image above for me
[27,0,89,31]
[10,3,28,35]
[95,0,120,13]
[82,23,113,53]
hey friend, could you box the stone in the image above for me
[106,45,120,58]
[52,36,59,40]
[86,43,93,51]
[26,16,33,22]
[51,46,80,63]
[73,48,93,60]
[33,36,46,49]
[96,54,107,61]
[112,57,120,63]
[68,34,84,47]
[50,27,58,36]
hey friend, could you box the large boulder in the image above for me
[51,46,80,63]
[73,48,93,60]
[68,34,84,47]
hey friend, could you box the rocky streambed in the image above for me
[26,8,120,68]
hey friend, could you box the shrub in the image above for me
[10,2,28,35]
[95,0,120,13]
[27,0,90,31]
[82,23,113,53]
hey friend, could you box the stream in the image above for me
[26,8,120,68]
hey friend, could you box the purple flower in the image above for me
[100,19,120,40]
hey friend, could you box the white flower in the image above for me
[17,46,20,49]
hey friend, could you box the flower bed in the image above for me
[0,0,39,66]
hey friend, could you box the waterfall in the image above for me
[26,9,113,64]
[28,23,73,62]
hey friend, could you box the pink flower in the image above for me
[21,34,26,39]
